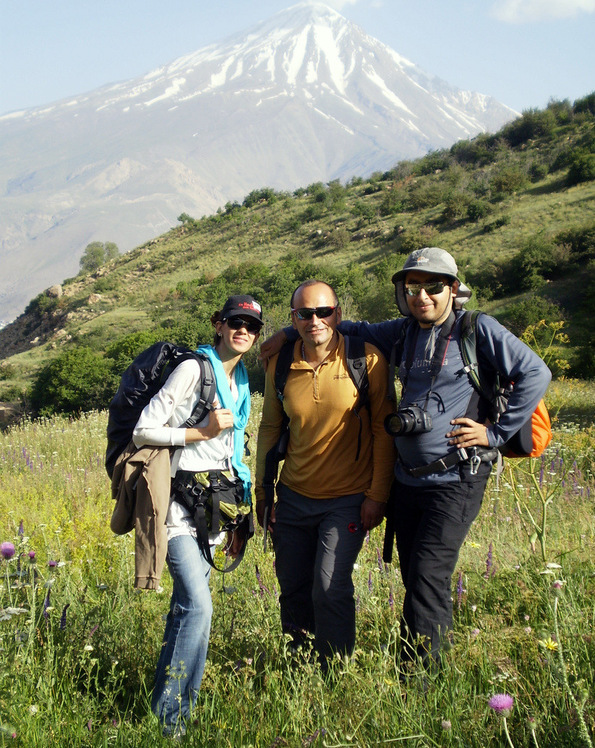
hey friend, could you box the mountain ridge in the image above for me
[0,2,517,324]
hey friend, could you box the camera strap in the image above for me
[402,310,457,408]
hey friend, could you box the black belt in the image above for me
[406,447,499,478]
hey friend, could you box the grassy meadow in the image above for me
[0,385,594,747]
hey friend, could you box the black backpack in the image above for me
[105,342,217,478]
[261,336,369,548]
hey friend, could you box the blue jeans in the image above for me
[151,534,212,731]
[273,484,366,660]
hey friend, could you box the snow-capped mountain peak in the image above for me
[0,2,517,323]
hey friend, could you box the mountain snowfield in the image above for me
[0,1,517,324]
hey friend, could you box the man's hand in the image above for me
[259,330,288,370]
[256,498,276,532]
[446,418,490,449]
[360,498,385,532]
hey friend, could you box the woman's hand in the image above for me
[186,409,234,442]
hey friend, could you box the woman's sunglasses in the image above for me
[225,317,262,334]
[291,306,337,321]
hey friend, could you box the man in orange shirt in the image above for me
[255,279,394,666]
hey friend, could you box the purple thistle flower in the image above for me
[488,693,514,716]
[1,542,15,560]
[48,559,58,568]
[28,550,35,561]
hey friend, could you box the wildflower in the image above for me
[441,720,452,730]
[60,604,70,631]
[471,628,480,638]
[28,705,38,716]
[28,550,36,561]
[1,542,15,560]
[456,571,464,609]
[368,570,373,592]
[18,521,24,537]
[48,560,58,568]
[484,542,493,579]
[524,626,532,634]
[488,693,514,716]
[538,636,558,652]
[84,644,94,652]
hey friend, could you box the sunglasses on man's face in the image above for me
[225,317,261,334]
[291,306,337,321]
[405,281,449,297]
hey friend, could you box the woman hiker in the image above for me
[132,294,263,737]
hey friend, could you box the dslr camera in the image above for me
[384,405,433,437]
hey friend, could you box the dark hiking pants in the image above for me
[391,462,491,665]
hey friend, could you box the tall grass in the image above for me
[0,398,593,746]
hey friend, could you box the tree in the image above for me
[79,241,120,273]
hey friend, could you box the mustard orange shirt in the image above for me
[255,334,395,503]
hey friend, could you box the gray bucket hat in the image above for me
[391,247,471,316]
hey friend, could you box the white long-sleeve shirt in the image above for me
[132,358,238,540]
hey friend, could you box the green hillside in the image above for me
[0,94,594,417]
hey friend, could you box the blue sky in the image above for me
[1,0,593,115]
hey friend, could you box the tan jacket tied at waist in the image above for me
[110,442,172,590]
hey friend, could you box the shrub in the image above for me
[29,347,117,416]
[510,236,558,289]
[554,223,595,261]
[441,189,471,222]
[567,150,595,186]
[104,331,163,375]
[491,165,528,196]
[504,297,565,337]
[467,199,492,223]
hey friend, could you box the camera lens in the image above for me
[384,412,414,436]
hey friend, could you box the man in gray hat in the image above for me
[260,247,551,671]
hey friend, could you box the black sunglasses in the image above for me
[225,317,261,334]
[291,306,337,321]
[405,281,448,297]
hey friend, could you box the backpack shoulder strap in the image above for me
[183,353,217,428]
[459,310,484,395]
[274,340,296,403]
[344,335,369,414]
[388,318,412,404]
[460,310,510,422]
[343,335,370,462]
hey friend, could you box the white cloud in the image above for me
[491,0,595,23]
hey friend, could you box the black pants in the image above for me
[391,462,491,665]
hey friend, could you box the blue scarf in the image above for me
[197,345,252,503]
